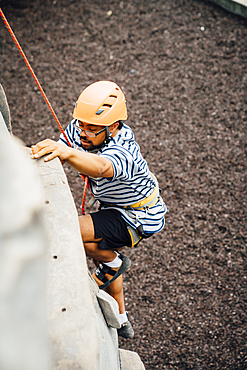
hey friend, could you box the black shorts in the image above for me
[90,208,132,250]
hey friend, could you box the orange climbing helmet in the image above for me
[73,81,127,126]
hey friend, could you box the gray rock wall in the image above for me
[0,113,50,370]
[33,151,100,370]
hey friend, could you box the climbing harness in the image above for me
[126,224,142,248]
[0,8,89,214]
[124,173,159,210]
[98,173,161,248]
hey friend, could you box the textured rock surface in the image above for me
[119,349,146,370]
[91,275,121,329]
[0,84,11,133]
[33,153,99,370]
[0,114,50,370]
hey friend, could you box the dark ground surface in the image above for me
[1,0,247,369]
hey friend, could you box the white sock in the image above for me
[119,312,128,325]
[104,252,122,268]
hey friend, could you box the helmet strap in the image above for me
[104,126,111,145]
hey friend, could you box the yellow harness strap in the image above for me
[124,173,159,247]
[124,173,159,210]
[127,224,142,248]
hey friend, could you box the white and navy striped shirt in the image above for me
[59,120,166,235]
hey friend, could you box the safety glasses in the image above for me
[73,121,106,138]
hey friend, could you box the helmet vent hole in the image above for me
[102,104,112,108]
[96,108,104,115]
[109,94,117,98]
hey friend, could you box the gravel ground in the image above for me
[1,0,247,369]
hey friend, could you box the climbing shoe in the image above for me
[118,313,134,339]
[92,253,131,290]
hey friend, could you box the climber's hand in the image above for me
[30,139,71,163]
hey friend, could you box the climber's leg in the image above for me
[79,211,134,338]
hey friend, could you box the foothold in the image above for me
[53,255,58,259]
[200,26,205,31]
[62,308,66,312]
[130,69,135,74]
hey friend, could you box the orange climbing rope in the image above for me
[0,7,89,214]
[0,8,71,147]
[81,176,89,215]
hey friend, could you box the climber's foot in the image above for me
[118,313,134,339]
[92,253,131,290]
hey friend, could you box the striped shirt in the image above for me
[59,119,166,235]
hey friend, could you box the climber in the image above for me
[30,81,166,339]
